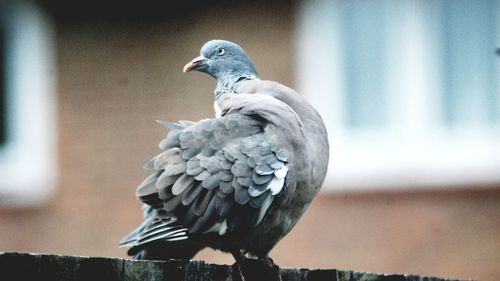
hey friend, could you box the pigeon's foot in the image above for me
[231,250,247,281]
[259,255,282,281]
[231,262,246,281]
[231,251,281,281]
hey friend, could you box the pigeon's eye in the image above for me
[216,48,225,56]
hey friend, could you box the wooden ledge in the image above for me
[0,252,470,281]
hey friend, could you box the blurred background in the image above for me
[0,0,499,280]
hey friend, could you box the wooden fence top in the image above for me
[0,252,471,281]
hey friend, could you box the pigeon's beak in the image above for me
[183,55,207,73]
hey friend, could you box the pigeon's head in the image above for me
[183,40,259,85]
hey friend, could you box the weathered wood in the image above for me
[0,252,471,281]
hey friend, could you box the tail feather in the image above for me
[120,206,203,260]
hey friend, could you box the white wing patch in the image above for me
[269,165,288,195]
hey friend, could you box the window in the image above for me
[0,27,5,146]
[296,0,500,191]
[0,2,57,206]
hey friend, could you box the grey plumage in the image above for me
[120,40,329,268]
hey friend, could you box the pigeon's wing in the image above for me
[132,112,291,241]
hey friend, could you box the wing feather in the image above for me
[133,113,290,243]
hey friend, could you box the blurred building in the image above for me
[0,1,499,281]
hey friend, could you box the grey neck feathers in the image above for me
[215,73,260,98]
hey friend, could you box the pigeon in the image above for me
[119,40,329,280]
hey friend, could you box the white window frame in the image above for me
[296,0,500,191]
[0,1,57,206]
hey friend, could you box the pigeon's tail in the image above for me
[119,206,203,260]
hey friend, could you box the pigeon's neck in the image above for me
[214,72,259,97]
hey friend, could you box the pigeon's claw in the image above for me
[231,251,282,281]
[259,256,282,281]
[231,250,247,281]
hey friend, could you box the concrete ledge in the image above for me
[0,252,470,281]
